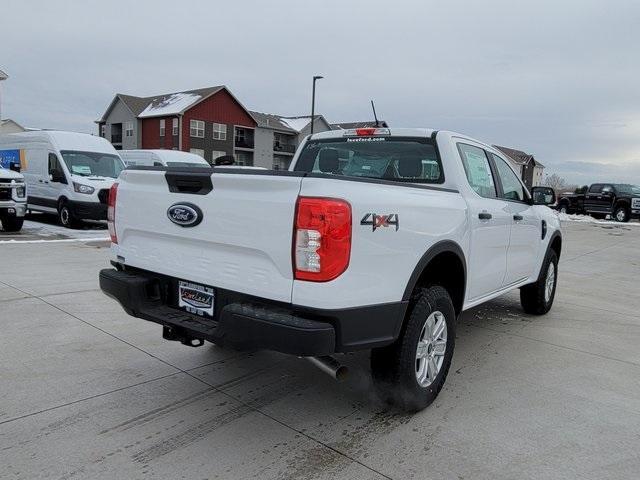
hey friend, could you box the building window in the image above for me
[160,119,165,137]
[212,150,226,162]
[125,122,134,137]
[190,119,205,138]
[172,118,179,136]
[235,152,253,166]
[212,122,227,140]
[272,156,290,171]
[100,125,106,137]
[190,148,205,158]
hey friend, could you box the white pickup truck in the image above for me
[100,127,561,411]
[0,166,27,232]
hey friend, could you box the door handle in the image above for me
[478,212,492,220]
[513,214,524,221]
[38,179,43,183]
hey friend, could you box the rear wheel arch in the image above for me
[403,241,466,316]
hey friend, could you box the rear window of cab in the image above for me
[294,137,444,184]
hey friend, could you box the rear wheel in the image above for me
[558,203,568,214]
[1,216,24,232]
[613,205,629,223]
[371,286,456,411]
[520,250,558,315]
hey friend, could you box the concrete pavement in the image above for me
[1,220,639,479]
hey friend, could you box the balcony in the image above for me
[234,138,254,149]
[273,142,296,154]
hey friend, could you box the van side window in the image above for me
[588,184,602,193]
[48,153,62,174]
[457,144,497,198]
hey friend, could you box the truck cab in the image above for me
[0,163,27,232]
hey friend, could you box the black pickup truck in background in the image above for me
[556,183,640,222]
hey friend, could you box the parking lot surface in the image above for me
[1,220,639,479]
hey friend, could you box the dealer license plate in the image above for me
[178,281,215,317]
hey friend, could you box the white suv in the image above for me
[100,127,561,411]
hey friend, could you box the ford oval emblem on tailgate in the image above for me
[167,203,203,227]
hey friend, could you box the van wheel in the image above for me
[58,202,78,228]
[520,250,558,315]
[371,286,456,412]
[1,216,24,232]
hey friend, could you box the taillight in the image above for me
[343,127,390,137]
[107,182,118,244]
[294,197,351,282]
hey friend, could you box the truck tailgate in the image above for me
[113,169,303,302]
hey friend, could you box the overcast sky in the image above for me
[2,0,639,185]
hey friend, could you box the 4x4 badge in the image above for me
[360,213,399,231]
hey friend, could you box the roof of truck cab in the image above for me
[309,128,436,140]
[0,130,118,155]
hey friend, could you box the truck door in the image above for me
[457,143,510,301]
[490,153,540,285]
[584,184,611,214]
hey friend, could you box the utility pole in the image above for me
[310,75,323,135]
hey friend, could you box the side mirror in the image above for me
[531,186,556,206]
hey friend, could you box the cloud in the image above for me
[1,0,639,185]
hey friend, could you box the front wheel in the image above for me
[613,205,629,223]
[1,216,24,232]
[520,250,558,315]
[371,286,456,411]
[58,202,78,228]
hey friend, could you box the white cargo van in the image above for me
[119,149,210,168]
[0,131,125,227]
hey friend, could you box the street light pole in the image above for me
[310,75,323,135]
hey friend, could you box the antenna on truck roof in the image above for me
[370,100,380,127]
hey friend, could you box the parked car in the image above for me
[119,149,211,168]
[0,131,125,227]
[0,165,27,232]
[99,127,561,411]
[557,183,640,221]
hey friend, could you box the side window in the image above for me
[589,184,602,193]
[48,153,61,174]
[457,144,497,198]
[602,185,613,194]
[491,154,526,202]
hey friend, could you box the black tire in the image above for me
[613,205,630,223]
[58,201,78,228]
[520,250,558,315]
[371,286,456,412]
[1,216,24,232]
[558,202,569,214]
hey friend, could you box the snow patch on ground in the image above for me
[0,219,109,243]
[557,212,640,226]
[138,93,202,118]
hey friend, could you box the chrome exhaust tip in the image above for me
[305,355,349,381]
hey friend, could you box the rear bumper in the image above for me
[69,200,107,221]
[99,266,407,356]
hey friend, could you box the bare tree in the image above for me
[543,173,567,191]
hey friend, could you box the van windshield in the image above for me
[60,150,125,178]
[293,137,443,183]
